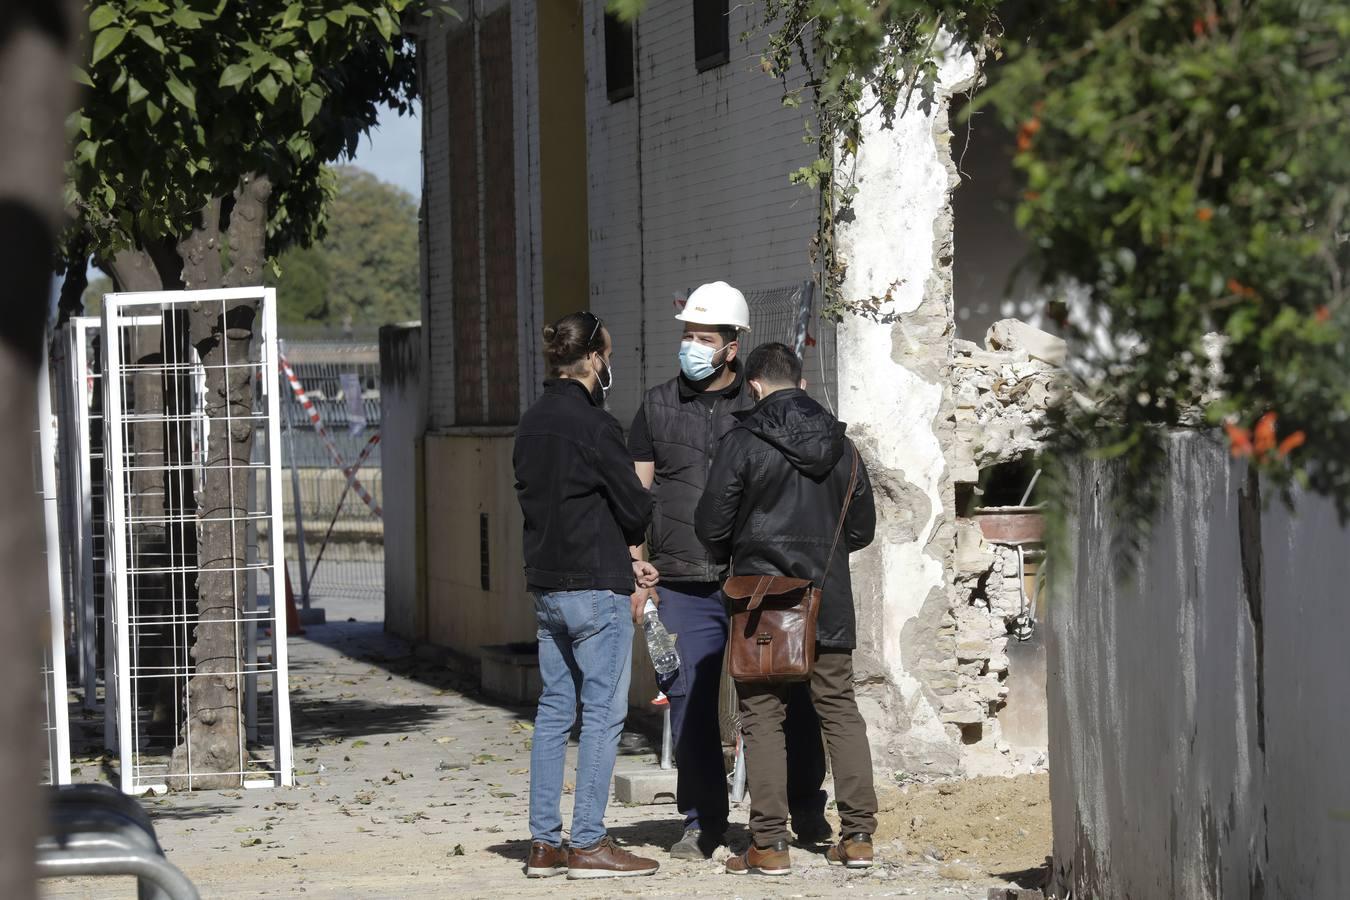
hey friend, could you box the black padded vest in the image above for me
[643,371,752,582]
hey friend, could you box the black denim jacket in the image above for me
[513,380,652,596]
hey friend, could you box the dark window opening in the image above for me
[479,512,491,591]
[693,0,729,72]
[604,13,634,102]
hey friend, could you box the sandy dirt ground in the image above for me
[42,596,1049,899]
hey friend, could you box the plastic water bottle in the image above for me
[643,598,680,675]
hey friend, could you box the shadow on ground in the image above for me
[290,696,449,741]
[995,864,1050,889]
[482,819,759,864]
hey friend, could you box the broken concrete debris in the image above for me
[942,319,1060,776]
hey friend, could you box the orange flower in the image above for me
[1276,431,1306,458]
[1023,191,1042,202]
[1224,422,1253,459]
[1253,412,1278,457]
[1196,206,1214,222]
[1225,278,1256,299]
[1315,305,1331,323]
[1016,118,1041,154]
[1192,18,1206,36]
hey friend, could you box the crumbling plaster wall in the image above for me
[835,47,979,777]
[838,44,1067,777]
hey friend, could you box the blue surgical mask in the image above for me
[679,341,724,381]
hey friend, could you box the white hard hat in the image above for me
[676,281,751,333]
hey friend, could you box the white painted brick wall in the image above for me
[424,2,825,430]
[582,2,820,428]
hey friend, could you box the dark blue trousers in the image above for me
[657,582,827,836]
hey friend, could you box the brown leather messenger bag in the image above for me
[722,446,860,684]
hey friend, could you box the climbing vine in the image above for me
[755,2,1000,320]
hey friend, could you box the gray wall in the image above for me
[1051,431,1350,899]
[379,324,426,641]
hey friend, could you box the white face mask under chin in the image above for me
[595,356,613,399]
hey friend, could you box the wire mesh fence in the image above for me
[102,289,291,793]
[276,341,384,610]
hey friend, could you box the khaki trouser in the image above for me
[736,647,878,846]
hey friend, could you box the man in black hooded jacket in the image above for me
[694,342,879,878]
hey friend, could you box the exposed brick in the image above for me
[480,8,519,425]
[447,24,484,425]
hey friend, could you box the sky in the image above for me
[349,101,422,199]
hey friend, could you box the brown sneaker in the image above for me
[725,839,791,876]
[567,835,659,879]
[525,841,568,878]
[825,832,874,868]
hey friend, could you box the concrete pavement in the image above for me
[41,595,1027,899]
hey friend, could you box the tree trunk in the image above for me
[224,173,271,288]
[177,197,222,289]
[0,2,80,896]
[108,247,165,293]
[168,174,270,788]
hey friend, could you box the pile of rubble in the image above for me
[949,319,1066,482]
[943,319,1064,776]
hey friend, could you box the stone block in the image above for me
[972,677,1009,703]
[955,379,980,409]
[986,318,1067,366]
[953,338,981,355]
[956,639,992,661]
[612,766,678,804]
[927,671,960,693]
[479,644,541,705]
[939,695,984,725]
[954,521,995,574]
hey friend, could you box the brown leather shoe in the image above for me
[567,835,659,879]
[525,841,567,878]
[825,832,874,868]
[725,839,791,876]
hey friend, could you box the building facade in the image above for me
[392,1,1055,776]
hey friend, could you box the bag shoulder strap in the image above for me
[820,444,860,587]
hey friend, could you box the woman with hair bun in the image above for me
[512,311,661,880]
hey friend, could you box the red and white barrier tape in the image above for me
[278,352,383,520]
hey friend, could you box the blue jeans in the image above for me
[529,589,634,849]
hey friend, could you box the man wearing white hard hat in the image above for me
[628,281,828,860]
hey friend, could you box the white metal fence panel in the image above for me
[103,288,292,793]
[37,344,72,786]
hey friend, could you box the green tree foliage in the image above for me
[982,1,1350,512]
[67,0,446,289]
[272,244,329,322]
[271,166,419,327]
